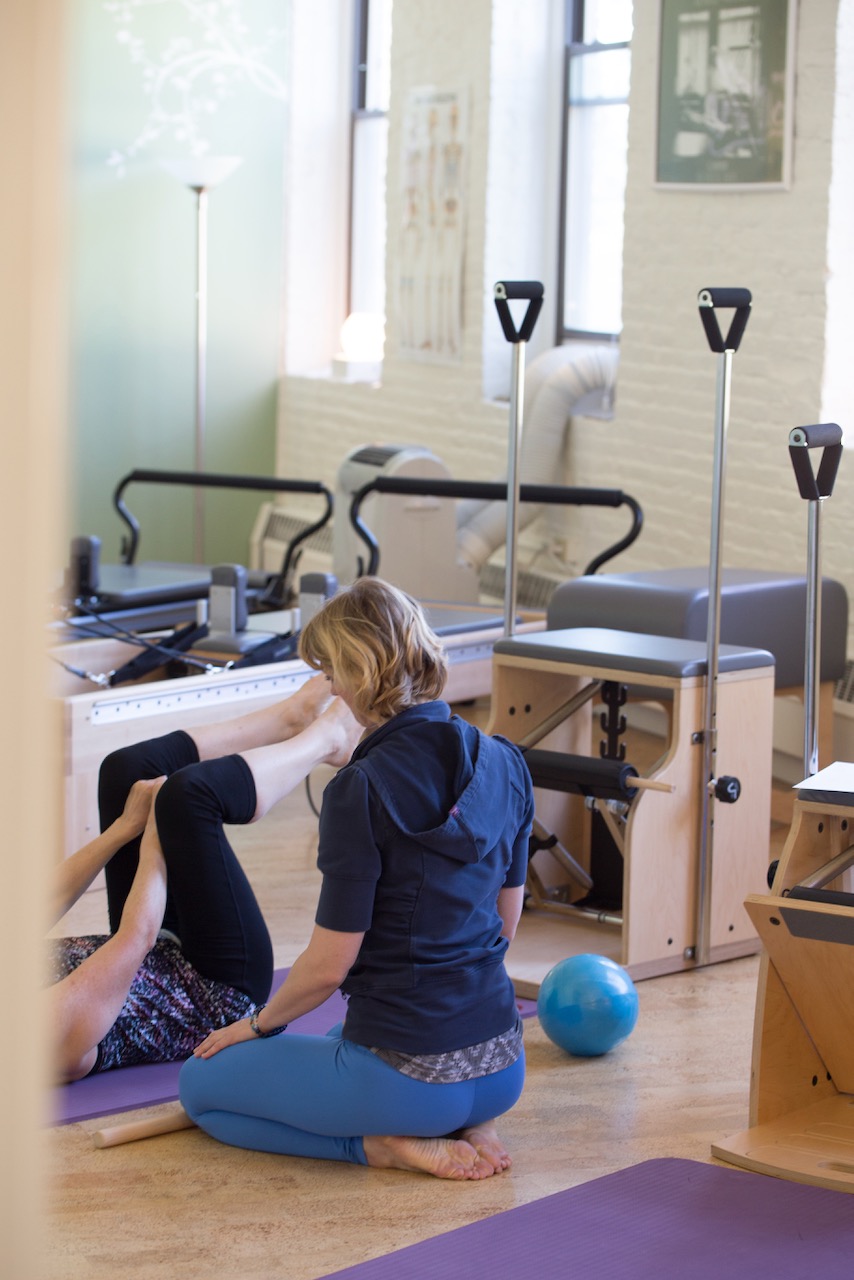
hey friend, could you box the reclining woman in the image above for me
[49,676,359,1083]
[179,576,535,1181]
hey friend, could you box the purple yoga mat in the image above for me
[321,1158,854,1280]
[52,969,535,1125]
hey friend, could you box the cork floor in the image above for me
[44,753,783,1280]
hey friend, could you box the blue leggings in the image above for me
[178,1025,525,1165]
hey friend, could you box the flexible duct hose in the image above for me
[456,343,619,571]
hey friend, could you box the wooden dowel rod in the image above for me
[625,776,675,794]
[93,1104,196,1149]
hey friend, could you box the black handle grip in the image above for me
[697,286,752,353]
[698,287,752,309]
[789,423,843,450]
[494,281,545,302]
[494,280,544,344]
[788,423,843,500]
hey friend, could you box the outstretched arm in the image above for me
[192,923,364,1059]
[50,778,160,926]
[49,794,168,1082]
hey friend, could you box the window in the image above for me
[344,0,392,364]
[558,0,633,341]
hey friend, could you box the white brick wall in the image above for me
[277,0,853,658]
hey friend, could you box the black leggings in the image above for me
[98,732,273,1004]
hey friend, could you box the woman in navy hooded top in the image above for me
[181,577,534,1181]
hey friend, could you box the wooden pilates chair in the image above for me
[488,626,776,981]
[712,781,854,1193]
[546,569,849,827]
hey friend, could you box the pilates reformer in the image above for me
[56,468,336,681]
[60,467,334,634]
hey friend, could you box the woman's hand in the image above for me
[117,777,163,840]
[193,1017,256,1059]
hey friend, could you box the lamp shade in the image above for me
[161,156,243,191]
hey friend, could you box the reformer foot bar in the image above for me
[348,476,643,584]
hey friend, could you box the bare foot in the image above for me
[459,1122,512,1173]
[363,1134,499,1180]
[284,674,333,734]
[317,698,363,768]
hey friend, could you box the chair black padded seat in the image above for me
[494,625,774,680]
[546,568,847,689]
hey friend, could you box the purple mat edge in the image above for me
[52,971,536,1126]
[317,1158,854,1280]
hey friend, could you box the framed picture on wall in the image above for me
[655,0,797,189]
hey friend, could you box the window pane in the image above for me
[563,98,628,334]
[582,0,633,46]
[570,44,631,102]
[365,0,392,111]
[351,114,389,316]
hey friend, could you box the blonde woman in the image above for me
[181,577,534,1180]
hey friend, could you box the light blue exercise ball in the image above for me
[537,953,639,1057]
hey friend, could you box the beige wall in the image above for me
[584,0,848,590]
[277,0,853,656]
[0,0,67,1272]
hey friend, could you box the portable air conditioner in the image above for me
[333,444,479,602]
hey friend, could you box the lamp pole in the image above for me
[162,156,242,562]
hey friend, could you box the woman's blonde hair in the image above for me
[298,577,448,722]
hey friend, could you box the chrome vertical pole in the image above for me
[788,422,844,778]
[504,340,527,637]
[493,281,544,637]
[193,184,209,565]
[695,286,752,966]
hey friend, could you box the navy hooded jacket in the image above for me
[314,701,534,1054]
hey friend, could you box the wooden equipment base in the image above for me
[713,795,854,1193]
[487,629,775,983]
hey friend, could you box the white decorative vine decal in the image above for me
[103,0,287,175]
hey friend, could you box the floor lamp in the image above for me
[162,156,243,563]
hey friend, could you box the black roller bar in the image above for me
[523,747,641,802]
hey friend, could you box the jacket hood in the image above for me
[352,702,528,864]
